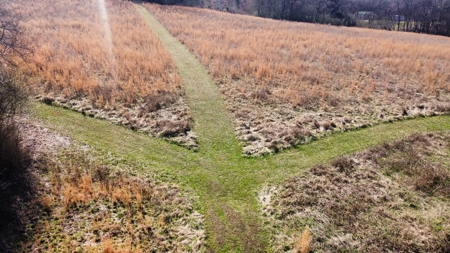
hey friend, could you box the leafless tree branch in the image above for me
[0,0,31,66]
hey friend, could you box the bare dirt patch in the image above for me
[261,132,450,252]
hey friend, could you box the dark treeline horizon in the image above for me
[142,0,450,37]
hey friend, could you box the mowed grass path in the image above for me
[134,3,239,157]
[30,4,450,252]
[32,103,450,252]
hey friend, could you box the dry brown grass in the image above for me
[145,4,450,106]
[145,4,450,155]
[19,1,196,146]
[24,0,180,107]
[294,227,312,253]
[101,239,141,253]
[263,132,450,252]
[24,146,205,252]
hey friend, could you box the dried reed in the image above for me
[24,0,180,107]
[145,4,450,108]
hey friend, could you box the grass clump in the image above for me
[294,227,312,253]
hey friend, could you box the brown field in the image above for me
[145,4,450,155]
[22,0,195,147]
[261,132,450,252]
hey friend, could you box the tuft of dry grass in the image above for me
[294,227,312,253]
[101,239,140,253]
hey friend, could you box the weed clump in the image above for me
[331,156,355,174]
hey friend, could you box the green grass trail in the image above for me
[30,4,450,252]
[134,4,239,157]
[32,103,450,252]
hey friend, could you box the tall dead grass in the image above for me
[145,4,450,108]
[29,148,205,252]
[23,0,180,108]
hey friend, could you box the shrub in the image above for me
[0,68,31,251]
[0,68,30,192]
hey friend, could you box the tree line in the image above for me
[143,0,450,36]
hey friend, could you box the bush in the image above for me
[0,68,29,166]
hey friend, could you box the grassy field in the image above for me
[30,101,450,252]
[24,143,204,252]
[22,0,194,146]
[9,1,450,252]
[145,4,450,155]
[25,0,179,103]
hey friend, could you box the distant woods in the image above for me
[142,0,450,36]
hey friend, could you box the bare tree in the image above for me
[313,0,328,23]
[0,1,31,251]
[0,1,30,65]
